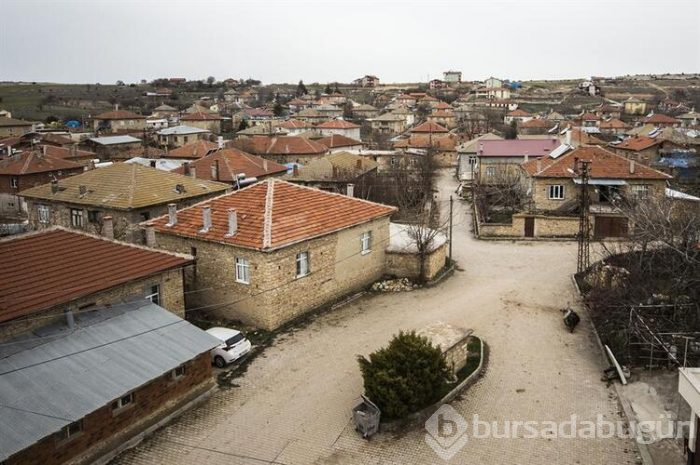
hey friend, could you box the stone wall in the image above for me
[0,268,185,341]
[153,217,390,330]
[512,213,580,238]
[6,352,212,465]
[385,243,447,281]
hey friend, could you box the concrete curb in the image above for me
[570,274,654,465]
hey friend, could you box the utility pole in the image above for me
[575,158,591,274]
[449,195,453,263]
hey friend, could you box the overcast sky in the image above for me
[2,0,699,84]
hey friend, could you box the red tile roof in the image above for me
[411,121,449,133]
[181,111,223,121]
[506,109,532,117]
[643,113,680,124]
[147,180,395,251]
[579,112,600,121]
[433,102,451,110]
[316,119,361,129]
[278,119,312,129]
[599,118,630,130]
[0,150,83,176]
[94,110,146,120]
[612,136,662,152]
[41,144,96,160]
[233,136,328,156]
[522,146,671,180]
[316,134,363,149]
[166,140,219,159]
[172,148,287,181]
[394,134,458,151]
[0,228,192,322]
[477,139,559,158]
[519,119,549,128]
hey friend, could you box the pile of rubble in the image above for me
[371,278,420,292]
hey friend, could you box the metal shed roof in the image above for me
[0,301,219,461]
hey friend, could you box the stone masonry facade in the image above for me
[0,267,185,341]
[153,218,390,330]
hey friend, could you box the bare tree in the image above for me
[472,165,527,222]
[406,200,447,282]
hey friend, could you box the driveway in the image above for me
[112,170,638,465]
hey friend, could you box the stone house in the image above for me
[283,151,378,195]
[0,227,193,340]
[85,135,143,161]
[144,179,396,330]
[166,140,220,159]
[277,119,314,136]
[93,109,146,134]
[352,104,379,119]
[180,111,223,134]
[369,113,407,134]
[642,113,681,128]
[157,125,212,148]
[518,146,671,238]
[171,147,288,185]
[456,132,504,181]
[316,134,364,153]
[294,108,329,124]
[475,138,562,184]
[20,163,229,243]
[426,110,457,129]
[232,135,328,164]
[0,148,84,218]
[609,135,663,165]
[504,109,533,125]
[0,116,35,138]
[315,119,361,140]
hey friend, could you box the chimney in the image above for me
[629,160,635,174]
[145,226,156,247]
[6,144,11,157]
[211,160,219,180]
[70,144,77,157]
[293,164,299,177]
[115,103,119,111]
[102,215,114,239]
[524,151,529,162]
[478,142,484,155]
[166,203,177,226]
[87,159,95,170]
[200,206,212,233]
[42,145,47,157]
[565,129,572,146]
[150,160,157,168]
[536,160,542,173]
[217,136,224,149]
[79,185,87,195]
[51,179,59,194]
[356,158,362,169]
[347,183,355,197]
[190,166,196,178]
[226,208,238,236]
[183,161,190,176]
[263,159,268,171]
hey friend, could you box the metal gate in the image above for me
[594,216,628,239]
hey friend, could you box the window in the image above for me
[485,166,496,177]
[140,211,151,221]
[10,177,18,189]
[87,210,101,223]
[235,257,250,284]
[361,231,372,254]
[145,284,160,305]
[70,208,84,228]
[183,136,189,144]
[631,184,649,199]
[111,392,134,411]
[37,204,50,224]
[58,420,83,441]
[547,185,565,200]
[390,157,397,166]
[296,251,309,278]
[170,364,186,380]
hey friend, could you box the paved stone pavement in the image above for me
[112,170,640,465]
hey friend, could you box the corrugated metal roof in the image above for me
[157,125,210,136]
[0,301,219,461]
[88,135,142,146]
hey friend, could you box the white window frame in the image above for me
[70,208,84,228]
[485,166,496,177]
[547,184,565,200]
[296,251,309,278]
[37,204,50,224]
[58,420,83,441]
[361,231,372,255]
[631,184,649,199]
[145,284,160,305]
[235,257,250,284]
[10,177,18,189]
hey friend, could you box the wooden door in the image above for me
[524,217,535,237]
[594,216,629,239]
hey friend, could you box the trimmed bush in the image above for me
[358,331,451,420]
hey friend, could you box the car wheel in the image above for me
[214,356,226,368]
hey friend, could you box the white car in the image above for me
[205,327,252,368]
